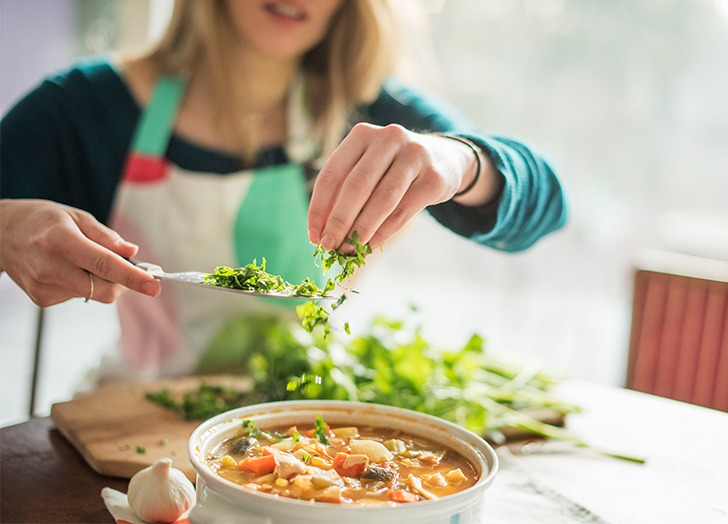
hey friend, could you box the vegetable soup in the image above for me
[204,414,478,506]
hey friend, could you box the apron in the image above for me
[98,75,323,382]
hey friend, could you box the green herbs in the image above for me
[313,413,331,445]
[297,233,372,337]
[313,231,372,286]
[145,383,251,421]
[296,301,331,337]
[203,259,330,298]
[145,314,641,461]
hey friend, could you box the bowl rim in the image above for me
[188,399,499,513]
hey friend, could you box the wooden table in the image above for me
[0,417,125,523]
[1,381,727,523]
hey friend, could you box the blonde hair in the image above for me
[144,0,406,163]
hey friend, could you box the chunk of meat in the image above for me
[273,452,307,479]
[417,451,443,466]
[423,472,447,487]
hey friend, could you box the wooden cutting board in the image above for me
[50,375,251,482]
[51,375,567,483]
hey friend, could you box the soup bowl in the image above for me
[188,400,498,524]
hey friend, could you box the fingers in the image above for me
[309,123,422,252]
[0,199,158,308]
[308,127,370,248]
[365,180,429,250]
[50,209,160,298]
[19,258,128,307]
[343,153,421,250]
[72,209,139,259]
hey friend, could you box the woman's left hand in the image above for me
[307,123,498,252]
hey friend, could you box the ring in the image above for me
[84,271,94,303]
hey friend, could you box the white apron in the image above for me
[97,75,323,382]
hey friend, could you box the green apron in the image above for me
[100,75,323,380]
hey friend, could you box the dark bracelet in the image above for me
[435,133,482,198]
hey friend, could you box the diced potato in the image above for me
[383,439,407,454]
[220,455,237,467]
[310,475,336,489]
[311,485,342,503]
[253,473,275,485]
[331,427,359,438]
[293,449,309,461]
[350,439,394,463]
[423,472,447,487]
[445,468,467,486]
[291,474,315,494]
[270,438,297,452]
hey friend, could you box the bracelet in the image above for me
[435,133,482,198]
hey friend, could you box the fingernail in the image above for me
[309,228,321,245]
[119,238,138,249]
[321,234,336,251]
[143,281,158,297]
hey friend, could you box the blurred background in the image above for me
[1,0,727,427]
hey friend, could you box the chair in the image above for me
[626,249,728,412]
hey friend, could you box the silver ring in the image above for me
[84,271,94,303]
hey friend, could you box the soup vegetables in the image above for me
[206,414,476,505]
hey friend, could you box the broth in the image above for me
[204,415,478,506]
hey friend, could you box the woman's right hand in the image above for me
[0,199,161,307]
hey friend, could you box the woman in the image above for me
[0,0,566,380]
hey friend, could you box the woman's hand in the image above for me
[307,123,499,252]
[0,199,161,307]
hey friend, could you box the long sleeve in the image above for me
[362,78,567,252]
[0,60,137,224]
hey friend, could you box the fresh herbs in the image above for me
[203,259,330,298]
[297,233,372,336]
[146,315,575,444]
[203,234,372,338]
[313,413,331,445]
[296,301,331,337]
[175,314,639,462]
[145,383,251,421]
[313,231,372,286]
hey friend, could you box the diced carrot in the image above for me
[389,489,419,503]
[238,454,276,476]
[332,453,367,477]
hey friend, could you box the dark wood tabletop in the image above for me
[0,417,127,524]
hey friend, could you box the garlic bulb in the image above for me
[127,458,195,523]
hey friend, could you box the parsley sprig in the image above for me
[313,231,372,287]
[203,258,330,297]
[296,233,371,336]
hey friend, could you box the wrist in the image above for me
[432,133,482,198]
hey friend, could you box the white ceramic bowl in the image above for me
[188,400,498,524]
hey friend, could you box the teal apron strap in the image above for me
[131,76,187,156]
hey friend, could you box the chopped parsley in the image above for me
[313,413,331,446]
[203,259,330,297]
